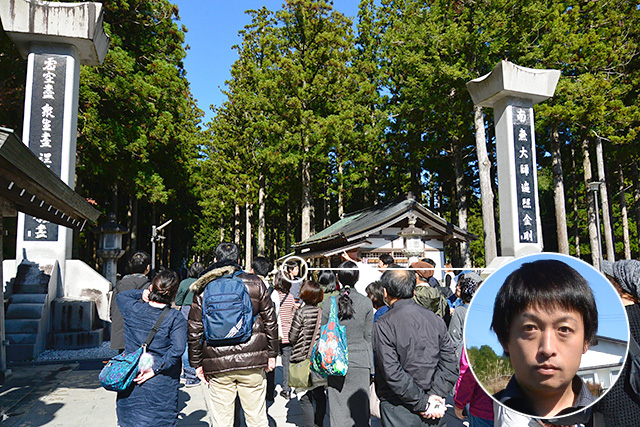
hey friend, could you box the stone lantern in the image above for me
[398,214,427,265]
[94,213,128,286]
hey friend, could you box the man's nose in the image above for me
[538,330,557,357]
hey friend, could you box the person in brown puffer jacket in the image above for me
[187,242,278,427]
[289,280,326,427]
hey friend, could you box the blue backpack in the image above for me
[203,270,254,346]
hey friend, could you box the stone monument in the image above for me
[1,0,112,358]
[467,61,560,266]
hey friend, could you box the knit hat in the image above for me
[461,271,483,285]
[602,259,640,300]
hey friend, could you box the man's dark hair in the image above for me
[490,259,598,351]
[251,256,272,277]
[129,251,150,274]
[366,280,386,309]
[215,242,239,263]
[188,262,204,279]
[421,258,436,267]
[378,254,394,267]
[381,269,416,299]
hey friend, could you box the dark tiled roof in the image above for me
[293,197,476,251]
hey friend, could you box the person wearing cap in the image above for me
[412,261,450,324]
[597,260,640,426]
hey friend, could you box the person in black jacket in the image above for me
[373,268,458,426]
[110,251,151,352]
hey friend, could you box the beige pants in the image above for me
[207,368,267,427]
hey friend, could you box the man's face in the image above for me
[377,260,387,270]
[291,265,299,277]
[505,305,588,401]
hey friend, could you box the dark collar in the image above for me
[495,375,594,425]
[389,298,414,309]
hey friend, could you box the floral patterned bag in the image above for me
[310,297,348,377]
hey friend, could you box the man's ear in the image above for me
[500,340,510,356]
[583,341,590,354]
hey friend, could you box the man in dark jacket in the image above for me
[109,251,151,351]
[373,268,458,426]
[188,242,278,427]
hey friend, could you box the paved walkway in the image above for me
[0,360,307,426]
[0,360,465,426]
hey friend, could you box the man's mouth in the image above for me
[535,364,559,375]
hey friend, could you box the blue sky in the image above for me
[465,253,629,355]
[173,1,362,125]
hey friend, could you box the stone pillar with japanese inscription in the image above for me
[0,0,109,276]
[467,61,560,258]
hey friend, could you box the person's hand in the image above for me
[454,405,465,420]
[142,285,151,302]
[420,395,445,419]
[195,366,209,385]
[267,357,276,372]
[133,369,155,385]
[341,251,354,262]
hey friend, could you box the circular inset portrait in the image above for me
[464,253,629,424]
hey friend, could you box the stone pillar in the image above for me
[0,0,109,278]
[467,61,560,258]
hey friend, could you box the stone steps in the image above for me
[6,303,45,319]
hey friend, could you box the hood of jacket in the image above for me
[189,264,237,294]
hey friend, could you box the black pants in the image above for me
[299,387,326,427]
[266,370,275,400]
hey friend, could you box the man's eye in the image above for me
[558,326,573,334]
[523,324,536,332]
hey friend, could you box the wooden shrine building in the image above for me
[292,194,476,270]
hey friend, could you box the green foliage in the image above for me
[3,0,640,267]
[467,345,513,394]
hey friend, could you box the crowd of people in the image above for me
[107,244,640,427]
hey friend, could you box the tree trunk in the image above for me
[258,173,266,256]
[234,201,241,246]
[128,196,138,253]
[570,142,580,257]
[618,163,631,259]
[111,183,118,217]
[453,138,470,268]
[245,198,253,270]
[285,204,291,253]
[474,106,497,265]
[582,138,600,269]
[550,124,569,254]
[338,161,344,219]
[323,180,331,229]
[633,162,640,258]
[595,136,615,261]
[301,155,313,241]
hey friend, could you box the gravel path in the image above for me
[36,341,119,362]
